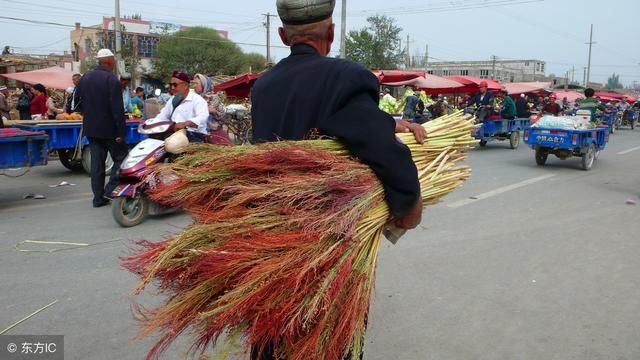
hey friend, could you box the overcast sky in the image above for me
[2,0,639,86]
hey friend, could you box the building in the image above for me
[70,17,229,76]
[422,59,547,83]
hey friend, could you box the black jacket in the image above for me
[515,97,530,117]
[251,44,420,218]
[468,92,495,108]
[75,66,125,139]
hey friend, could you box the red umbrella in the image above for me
[373,70,425,84]
[385,75,464,94]
[0,66,74,90]
[445,76,502,93]
[552,90,584,102]
[213,73,262,98]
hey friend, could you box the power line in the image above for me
[0,16,291,50]
[352,0,543,16]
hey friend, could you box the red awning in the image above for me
[445,76,502,93]
[385,75,464,94]
[213,73,262,98]
[594,91,636,103]
[0,66,75,90]
[552,90,584,102]
[373,70,426,84]
[503,82,552,95]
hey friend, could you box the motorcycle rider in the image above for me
[467,81,494,121]
[150,70,210,143]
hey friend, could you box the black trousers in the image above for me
[19,110,30,121]
[88,137,128,206]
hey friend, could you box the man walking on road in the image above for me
[75,49,127,208]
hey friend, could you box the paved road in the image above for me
[1,128,639,360]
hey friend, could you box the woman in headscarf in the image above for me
[46,88,63,119]
[29,83,48,120]
[193,73,232,145]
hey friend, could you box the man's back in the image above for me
[253,44,378,141]
[77,67,124,139]
[251,43,420,219]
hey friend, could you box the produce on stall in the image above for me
[122,112,478,360]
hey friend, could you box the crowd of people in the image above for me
[378,81,638,124]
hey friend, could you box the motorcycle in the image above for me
[111,118,177,227]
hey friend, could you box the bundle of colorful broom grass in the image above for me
[123,111,477,360]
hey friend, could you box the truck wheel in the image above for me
[57,149,83,171]
[112,196,149,227]
[81,147,114,176]
[509,131,520,149]
[535,149,548,166]
[581,144,595,170]
[479,140,487,147]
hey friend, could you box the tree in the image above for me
[152,27,266,79]
[606,73,622,90]
[345,15,404,69]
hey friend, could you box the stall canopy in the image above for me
[385,74,464,94]
[503,82,552,95]
[213,73,262,98]
[0,66,75,90]
[552,90,584,103]
[445,76,502,93]
[373,70,425,84]
[594,91,636,103]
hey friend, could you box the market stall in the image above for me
[503,82,551,95]
[213,73,261,98]
[384,74,464,94]
[445,76,502,93]
[0,66,75,90]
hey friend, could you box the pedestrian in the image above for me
[46,89,63,119]
[65,73,82,113]
[29,83,48,120]
[0,86,10,126]
[193,73,232,145]
[149,70,209,143]
[120,73,133,113]
[74,48,127,208]
[542,94,561,116]
[17,84,33,120]
[402,88,419,120]
[251,0,424,357]
[131,87,145,110]
[378,87,398,114]
[516,94,530,118]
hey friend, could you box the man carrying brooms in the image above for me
[251,0,426,358]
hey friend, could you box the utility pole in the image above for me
[424,44,429,70]
[114,0,122,75]
[406,34,410,69]
[583,67,587,86]
[339,0,346,58]
[571,65,575,84]
[565,70,569,90]
[585,24,596,87]
[262,13,277,62]
[491,55,497,80]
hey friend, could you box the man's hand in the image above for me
[175,121,198,130]
[395,120,427,144]
[115,137,123,144]
[395,198,423,230]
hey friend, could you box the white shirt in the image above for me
[154,91,210,135]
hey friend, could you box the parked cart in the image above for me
[0,128,49,171]
[12,120,144,174]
